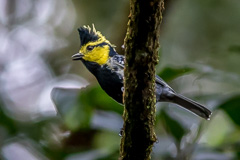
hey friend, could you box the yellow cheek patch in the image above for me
[81,45,109,65]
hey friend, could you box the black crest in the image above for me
[78,26,99,47]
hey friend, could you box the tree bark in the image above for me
[119,0,164,160]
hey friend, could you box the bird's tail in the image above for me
[171,93,212,120]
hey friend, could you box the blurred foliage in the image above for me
[160,109,187,144]
[51,86,122,131]
[158,66,194,82]
[218,95,240,126]
[0,0,240,160]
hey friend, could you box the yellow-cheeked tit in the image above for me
[72,25,212,120]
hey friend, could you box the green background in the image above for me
[0,0,240,159]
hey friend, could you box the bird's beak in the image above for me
[72,53,84,60]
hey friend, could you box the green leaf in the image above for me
[51,86,123,131]
[228,45,240,54]
[237,152,240,160]
[158,66,194,82]
[51,87,93,131]
[79,86,123,114]
[218,95,240,126]
[51,88,80,116]
[160,109,186,143]
[0,100,18,135]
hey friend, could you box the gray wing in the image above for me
[109,55,175,93]
[109,55,174,91]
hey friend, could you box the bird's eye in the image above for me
[87,45,94,51]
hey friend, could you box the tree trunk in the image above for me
[119,0,164,160]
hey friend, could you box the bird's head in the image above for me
[72,25,116,65]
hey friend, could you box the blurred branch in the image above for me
[120,0,164,160]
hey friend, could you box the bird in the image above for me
[72,25,212,120]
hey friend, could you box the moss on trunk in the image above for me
[119,0,164,160]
